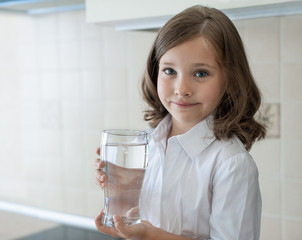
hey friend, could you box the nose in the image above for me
[174,77,192,97]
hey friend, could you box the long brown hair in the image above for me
[141,5,266,150]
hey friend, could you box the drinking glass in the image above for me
[100,129,148,227]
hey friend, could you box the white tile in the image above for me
[42,156,64,186]
[62,131,84,159]
[39,70,61,100]
[246,17,280,63]
[60,71,82,100]
[18,43,39,72]
[17,15,36,43]
[58,40,80,70]
[104,101,129,129]
[85,155,100,192]
[283,180,302,218]
[0,72,19,103]
[39,129,63,158]
[282,15,302,63]
[82,100,105,131]
[250,63,280,102]
[103,28,126,69]
[40,100,62,129]
[260,216,281,240]
[233,19,248,43]
[39,185,64,212]
[283,63,302,102]
[250,139,280,180]
[284,140,302,179]
[104,67,128,100]
[26,183,64,211]
[36,14,57,43]
[23,130,41,157]
[285,219,302,240]
[63,189,86,215]
[78,10,104,41]
[24,155,44,183]
[260,178,281,215]
[0,43,18,72]
[61,101,83,130]
[22,100,41,129]
[82,131,101,159]
[57,11,80,40]
[20,73,40,100]
[125,31,156,68]
[63,160,86,190]
[81,70,104,99]
[79,39,104,70]
[283,103,302,139]
[85,190,103,218]
[37,43,59,70]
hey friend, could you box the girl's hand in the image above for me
[95,209,154,240]
[95,147,106,189]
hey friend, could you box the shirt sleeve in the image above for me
[208,152,262,240]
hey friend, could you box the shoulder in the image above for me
[143,126,155,144]
[210,137,259,180]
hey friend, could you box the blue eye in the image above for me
[195,70,208,78]
[164,68,176,75]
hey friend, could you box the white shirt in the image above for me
[140,115,261,240]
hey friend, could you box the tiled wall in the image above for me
[0,9,301,240]
[239,16,302,240]
[0,11,155,218]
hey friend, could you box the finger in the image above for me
[95,209,104,232]
[95,170,106,182]
[95,210,121,237]
[95,178,105,188]
[95,160,104,171]
[96,147,100,155]
[141,220,153,227]
[95,158,100,168]
[126,207,139,218]
[95,172,106,189]
[113,215,130,238]
[95,160,104,170]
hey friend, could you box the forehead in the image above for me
[159,36,219,66]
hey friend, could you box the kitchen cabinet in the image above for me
[86,0,302,30]
[0,0,85,15]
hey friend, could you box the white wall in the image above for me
[0,10,301,240]
[0,11,155,218]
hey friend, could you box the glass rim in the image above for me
[102,129,147,137]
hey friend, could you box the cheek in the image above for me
[157,79,169,102]
[199,83,224,106]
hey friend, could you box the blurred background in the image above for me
[0,0,301,239]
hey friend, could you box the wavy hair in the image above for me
[141,5,266,150]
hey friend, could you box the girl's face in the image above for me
[157,36,225,134]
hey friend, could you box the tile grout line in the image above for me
[279,16,285,240]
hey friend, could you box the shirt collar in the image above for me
[150,114,215,160]
[150,114,172,147]
[176,115,215,160]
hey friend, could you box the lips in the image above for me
[172,101,199,108]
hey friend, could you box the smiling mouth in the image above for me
[172,102,199,108]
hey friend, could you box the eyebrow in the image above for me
[159,62,217,69]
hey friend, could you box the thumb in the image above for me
[113,215,128,235]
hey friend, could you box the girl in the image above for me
[95,5,266,240]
